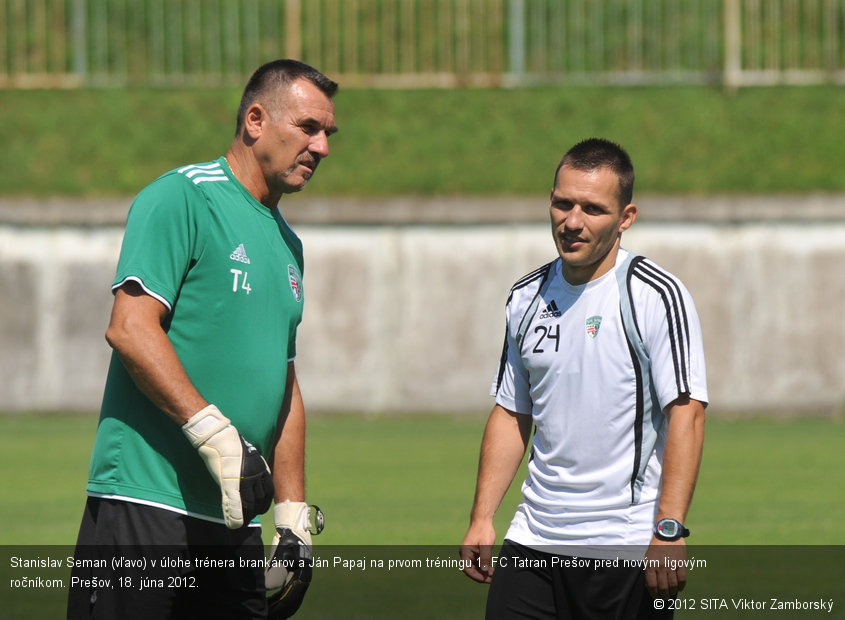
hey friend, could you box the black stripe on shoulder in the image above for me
[625,256,646,344]
[493,330,509,394]
[506,260,554,304]
[637,259,691,354]
[631,260,691,394]
[494,261,553,393]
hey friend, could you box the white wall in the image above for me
[2,196,844,416]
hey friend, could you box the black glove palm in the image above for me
[266,528,313,619]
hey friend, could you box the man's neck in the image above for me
[224,148,279,209]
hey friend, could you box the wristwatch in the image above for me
[654,518,690,541]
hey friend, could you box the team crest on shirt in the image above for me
[288,264,303,302]
[586,315,602,339]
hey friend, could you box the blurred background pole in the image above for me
[72,0,87,83]
[508,0,525,86]
[285,0,302,60]
[724,0,741,92]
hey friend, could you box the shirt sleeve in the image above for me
[491,317,533,416]
[113,173,206,311]
[636,265,709,410]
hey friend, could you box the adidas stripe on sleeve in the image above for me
[628,256,708,410]
[112,167,211,308]
[491,261,554,415]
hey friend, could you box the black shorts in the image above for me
[66,497,267,620]
[486,540,673,620]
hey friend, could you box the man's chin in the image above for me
[281,178,309,194]
[556,247,582,263]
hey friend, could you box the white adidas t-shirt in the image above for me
[492,249,707,554]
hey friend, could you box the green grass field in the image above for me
[1,412,842,546]
[2,86,844,197]
[1,413,843,618]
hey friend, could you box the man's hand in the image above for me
[266,501,319,619]
[459,521,497,583]
[181,404,274,529]
[644,537,688,599]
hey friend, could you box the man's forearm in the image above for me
[656,397,706,522]
[460,405,530,583]
[272,363,306,502]
[469,405,531,524]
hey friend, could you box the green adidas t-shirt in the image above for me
[87,157,304,522]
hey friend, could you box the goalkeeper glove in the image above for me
[181,404,274,529]
[266,501,324,619]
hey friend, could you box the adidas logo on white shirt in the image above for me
[539,300,562,319]
[230,244,251,264]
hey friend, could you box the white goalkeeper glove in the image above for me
[266,501,324,619]
[181,404,274,529]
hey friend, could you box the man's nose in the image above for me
[564,205,584,229]
[310,132,330,158]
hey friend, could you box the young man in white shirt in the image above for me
[460,138,707,619]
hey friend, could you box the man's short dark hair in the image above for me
[554,138,635,207]
[235,59,338,135]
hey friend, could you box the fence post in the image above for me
[508,0,525,85]
[72,0,87,83]
[285,0,302,60]
[724,0,741,91]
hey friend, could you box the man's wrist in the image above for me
[469,507,496,523]
[181,405,230,446]
[274,501,324,541]
[654,518,690,541]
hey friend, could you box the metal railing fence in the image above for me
[1,0,843,88]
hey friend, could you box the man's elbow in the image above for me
[104,314,147,354]
[104,322,128,352]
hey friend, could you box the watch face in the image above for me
[658,520,678,537]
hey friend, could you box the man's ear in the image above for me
[619,203,638,233]
[243,103,268,141]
